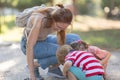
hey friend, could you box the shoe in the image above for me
[24,77,44,80]
[47,66,66,79]
[25,65,44,80]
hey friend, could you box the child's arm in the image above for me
[63,60,73,77]
[100,50,111,65]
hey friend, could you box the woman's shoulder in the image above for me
[30,13,45,21]
[31,12,45,17]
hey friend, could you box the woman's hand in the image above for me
[30,75,36,80]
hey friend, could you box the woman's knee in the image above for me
[38,56,58,69]
[34,42,58,59]
[66,33,80,44]
[45,34,80,44]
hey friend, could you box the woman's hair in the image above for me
[70,40,89,50]
[57,30,66,45]
[34,4,73,28]
[55,4,73,45]
[33,4,73,45]
[51,4,73,23]
[56,45,73,65]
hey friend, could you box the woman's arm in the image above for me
[63,60,72,77]
[100,50,111,65]
[26,15,43,79]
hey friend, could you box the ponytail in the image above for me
[56,4,64,8]
[51,4,73,24]
[57,30,66,45]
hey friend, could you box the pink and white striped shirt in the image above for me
[65,51,104,77]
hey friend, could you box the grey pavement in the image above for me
[0,43,120,80]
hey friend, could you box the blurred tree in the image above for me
[0,0,51,34]
[72,0,78,15]
[75,0,95,15]
[72,0,79,21]
[0,0,18,33]
[102,0,120,19]
[15,0,49,11]
[0,0,52,9]
[76,0,102,16]
[49,0,54,6]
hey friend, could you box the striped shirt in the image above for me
[65,51,104,77]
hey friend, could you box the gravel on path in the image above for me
[0,43,120,80]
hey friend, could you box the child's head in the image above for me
[70,40,89,51]
[56,45,73,65]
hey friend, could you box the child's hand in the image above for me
[63,60,72,77]
[100,61,104,65]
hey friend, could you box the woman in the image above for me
[21,4,80,80]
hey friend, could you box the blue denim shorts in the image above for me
[69,66,103,80]
[21,33,80,69]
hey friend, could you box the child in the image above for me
[56,45,104,80]
[70,40,111,78]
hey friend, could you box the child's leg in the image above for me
[87,75,103,80]
[69,66,86,80]
[68,71,77,80]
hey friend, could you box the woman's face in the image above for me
[54,22,70,31]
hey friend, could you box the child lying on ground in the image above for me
[70,40,111,79]
[56,45,105,80]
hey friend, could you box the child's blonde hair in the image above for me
[56,45,73,65]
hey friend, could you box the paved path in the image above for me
[0,43,120,80]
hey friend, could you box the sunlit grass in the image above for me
[1,27,23,42]
[0,15,120,51]
[72,29,120,51]
[0,15,23,42]
[1,15,15,23]
[1,24,9,33]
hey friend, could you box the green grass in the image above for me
[72,29,120,51]
[0,15,120,51]
[0,15,23,42]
